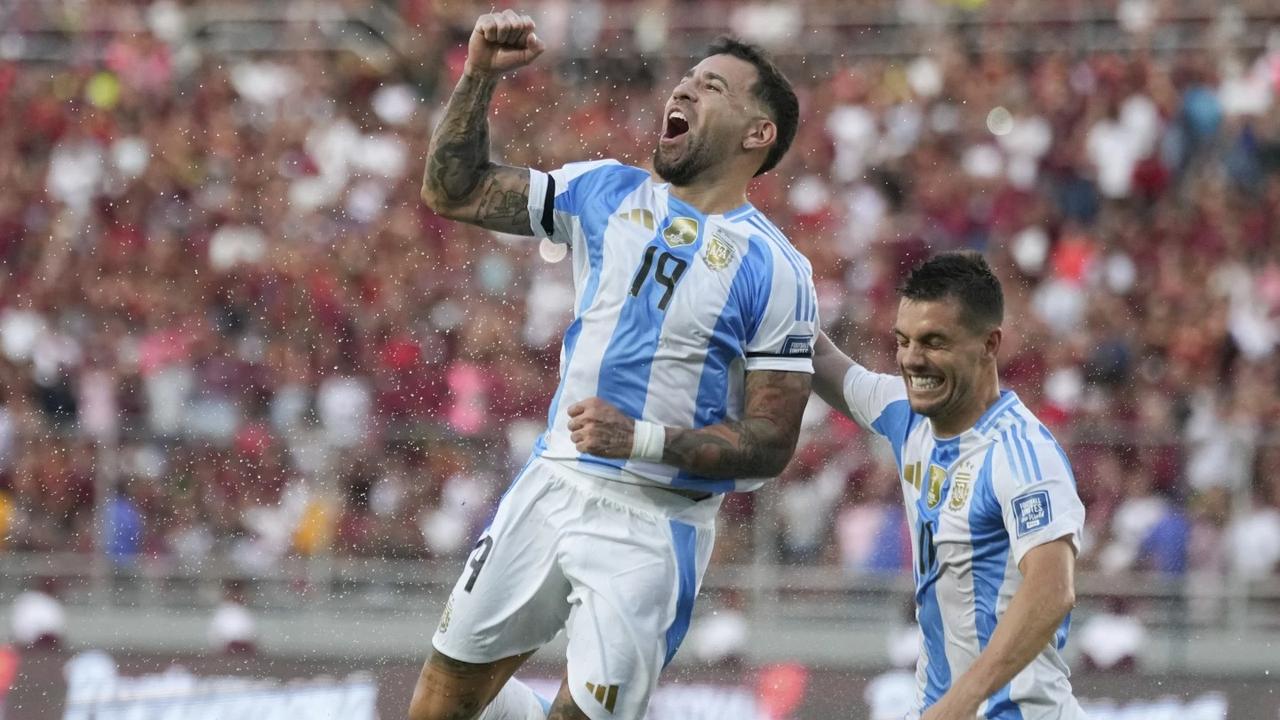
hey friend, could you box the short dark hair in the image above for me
[702,37,798,176]
[900,251,1004,332]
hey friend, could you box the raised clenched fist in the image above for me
[465,10,546,75]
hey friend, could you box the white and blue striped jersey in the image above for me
[841,363,1087,719]
[525,160,817,494]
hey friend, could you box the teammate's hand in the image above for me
[567,397,635,458]
[465,10,546,76]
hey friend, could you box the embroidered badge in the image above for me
[703,232,735,270]
[948,473,971,511]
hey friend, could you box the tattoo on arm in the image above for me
[471,170,531,231]
[425,72,495,203]
[663,370,811,479]
[422,71,535,236]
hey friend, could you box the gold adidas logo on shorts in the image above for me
[584,681,619,713]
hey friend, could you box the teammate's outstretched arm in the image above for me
[812,331,910,435]
[921,538,1077,720]
[812,331,854,417]
[568,369,811,479]
[420,10,546,235]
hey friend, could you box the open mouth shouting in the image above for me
[661,107,691,145]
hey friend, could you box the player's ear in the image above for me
[743,117,776,153]
[984,326,1002,359]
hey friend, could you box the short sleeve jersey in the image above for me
[842,363,1087,718]
[525,160,818,493]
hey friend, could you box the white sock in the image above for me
[477,678,551,720]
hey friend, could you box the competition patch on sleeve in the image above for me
[1013,490,1052,537]
[781,334,814,357]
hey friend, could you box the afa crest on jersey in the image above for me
[948,471,972,511]
[703,232,735,270]
[663,217,699,247]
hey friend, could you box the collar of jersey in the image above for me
[928,389,1019,443]
[664,190,754,220]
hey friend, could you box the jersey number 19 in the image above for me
[630,246,688,311]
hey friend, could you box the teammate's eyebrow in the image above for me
[894,328,949,344]
[923,332,948,343]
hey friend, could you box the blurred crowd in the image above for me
[0,0,1278,600]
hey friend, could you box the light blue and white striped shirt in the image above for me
[526,160,817,494]
[842,364,1087,719]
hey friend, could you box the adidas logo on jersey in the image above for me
[617,208,656,230]
[584,682,619,713]
[904,461,923,490]
[436,596,453,634]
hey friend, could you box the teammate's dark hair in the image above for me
[703,37,798,176]
[900,251,1004,332]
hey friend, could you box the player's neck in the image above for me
[932,372,1003,439]
[666,178,750,216]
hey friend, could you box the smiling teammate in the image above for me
[812,252,1086,719]
[410,10,814,720]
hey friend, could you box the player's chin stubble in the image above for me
[653,137,716,186]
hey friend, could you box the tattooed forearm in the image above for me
[665,418,787,478]
[662,370,811,479]
[421,71,535,236]
[424,71,497,205]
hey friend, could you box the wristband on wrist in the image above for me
[630,420,666,462]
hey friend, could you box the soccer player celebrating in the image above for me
[412,10,815,720]
[813,251,1086,719]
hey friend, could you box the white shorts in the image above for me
[432,456,718,720]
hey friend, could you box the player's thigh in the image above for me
[407,648,535,720]
[562,511,715,719]
[432,460,573,664]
